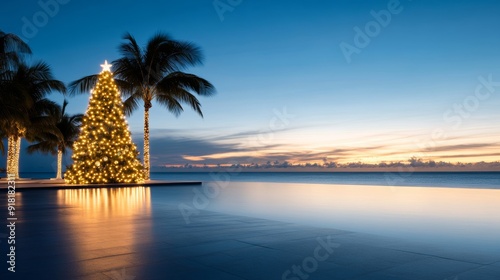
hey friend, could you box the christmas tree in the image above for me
[64,61,145,184]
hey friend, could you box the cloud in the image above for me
[133,131,391,165]
[436,152,500,159]
[424,143,500,153]
[129,126,308,166]
[256,145,388,163]
[133,135,241,165]
[208,126,304,141]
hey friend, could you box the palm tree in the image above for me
[0,31,31,155]
[27,100,83,179]
[2,62,65,178]
[69,32,215,179]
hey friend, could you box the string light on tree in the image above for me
[64,61,145,184]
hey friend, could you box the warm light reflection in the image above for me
[56,187,152,263]
[57,187,151,218]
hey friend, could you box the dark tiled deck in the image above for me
[0,187,499,280]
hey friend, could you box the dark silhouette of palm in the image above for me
[0,30,31,70]
[27,100,83,179]
[2,61,65,178]
[0,30,32,155]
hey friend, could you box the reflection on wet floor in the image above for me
[57,187,151,218]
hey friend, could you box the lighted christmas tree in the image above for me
[64,61,145,184]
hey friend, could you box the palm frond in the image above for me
[0,31,31,69]
[30,98,60,117]
[113,58,143,87]
[27,61,66,94]
[61,99,69,116]
[123,93,142,116]
[0,31,31,55]
[27,141,57,155]
[158,40,204,72]
[68,74,99,95]
[154,93,184,117]
[114,78,135,96]
[26,99,83,155]
[119,32,143,62]
[144,32,173,76]
[158,72,215,96]
[159,88,202,117]
[67,114,84,126]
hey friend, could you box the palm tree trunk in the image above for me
[144,107,150,180]
[56,148,63,179]
[14,137,21,179]
[6,135,16,177]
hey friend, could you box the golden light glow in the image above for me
[64,63,144,184]
[14,137,21,178]
[100,60,112,72]
[56,149,62,179]
[6,135,16,177]
[57,187,151,218]
[143,109,150,180]
[56,188,152,262]
[6,135,22,179]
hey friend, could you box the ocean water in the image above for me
[8,171,500,259]
[200,181,500,254]
[19,171,500,189]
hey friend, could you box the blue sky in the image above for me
[2,0,500,172]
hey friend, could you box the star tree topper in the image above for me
[100,60,112,72]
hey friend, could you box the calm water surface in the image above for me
[20,171,500,189]
[6,172,500,258]
[202,182,500,253]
